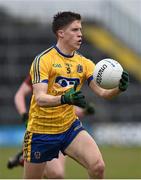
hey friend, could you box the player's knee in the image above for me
[54,170,65,179]
[53,167,65,179]
[95,160,105,177]
[44,167,65,179]
[88,159,105,178]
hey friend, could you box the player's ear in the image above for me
[57,29,64,38]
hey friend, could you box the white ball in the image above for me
[93,58,123,89]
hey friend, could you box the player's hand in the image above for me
[119,71,129,91]
[61,84,86,108]
[85,102,95,115]
[21,113,28,127]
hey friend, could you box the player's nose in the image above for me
[78,29,82,37]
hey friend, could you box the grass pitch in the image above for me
[0,146,141,179]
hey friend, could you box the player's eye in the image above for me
[72,28,79,32]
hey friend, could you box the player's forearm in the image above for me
[14,92,27,115]
[99,87,121,100]
[90,80,121,100]
[35,93,61,107]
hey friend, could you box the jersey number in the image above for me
[65,63,71,74]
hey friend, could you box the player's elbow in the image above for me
[14,91,21,105]
[35,97,45,107]
[35,95,50,107]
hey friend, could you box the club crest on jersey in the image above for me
[77,64,83,73]
[34,151,41,159]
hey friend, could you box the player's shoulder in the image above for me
[37,46,55,59]
[75,51,95,65]
[32,46,55,66]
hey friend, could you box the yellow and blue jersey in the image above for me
[28,45,95,134]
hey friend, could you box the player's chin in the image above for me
[75,44,81,50]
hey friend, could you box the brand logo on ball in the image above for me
[96,64,107,84]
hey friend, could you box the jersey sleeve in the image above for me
[30,55,51,84]
[85,59,95,85]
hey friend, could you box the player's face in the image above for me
[61,20,82,51]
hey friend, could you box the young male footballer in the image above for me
[7,75,95,178]
[23,11,129,179]
[7,75,65,178]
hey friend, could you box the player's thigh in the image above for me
[23,161,46,179]
[64,130,103,168]
[45,152,65,172]
[44,152,65,178]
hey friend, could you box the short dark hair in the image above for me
[52,11,81,34]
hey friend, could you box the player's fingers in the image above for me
[74,81,78,91]
[77,95,85,99]
[76,101,86,108]
[122,75,129,81]
[120,79,126,85]
[73,95,85,100]
[74,91,82,95]
[123,71,128,76]
[122,71,129,81]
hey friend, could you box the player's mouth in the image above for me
[77,39,82,45]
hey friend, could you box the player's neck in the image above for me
[56,42,74,56]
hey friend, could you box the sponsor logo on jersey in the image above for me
[77,64,83,73]
[53,64,62,68]
[55,76,80,87]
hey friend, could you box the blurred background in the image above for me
[0,0,141,178]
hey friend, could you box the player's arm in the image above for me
[86,59,119,99]
[33,82,86,108]
[75,102,95,118]
[31,57,86,107]
[89,71,129,99]
[75,106,85,118]
[14,81,31,123]
[89,80,120,99]
[14,81,31,115]
[33,83,61,107]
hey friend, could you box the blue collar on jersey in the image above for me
[54,45,74,58]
